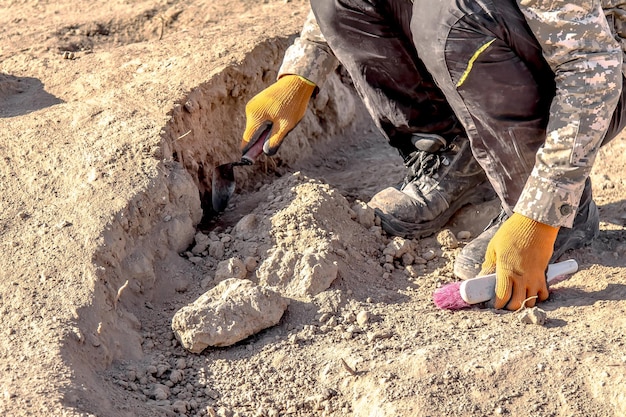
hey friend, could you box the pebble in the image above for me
[457,230,471,240]
[404,265,419,278]
[319,313,332,323]
[422,250,436,261]
[244,256,258,272]
[126,370,137,381]
[436,229,459,249]
[169,369,184,384]
[156,364,170,377]
[356,311,370,326]
[367,329,393,343]
[518,307,547,325]
[201,276,213,289]
[172,400,187,413]
[154,387,169,401]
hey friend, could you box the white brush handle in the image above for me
[459,259,579,305]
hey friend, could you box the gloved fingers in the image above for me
[262,122,291,156]
[242,121,272,154]
[535,279,550,303]
[514,271,549,309]
[504,272,550,311]
[507,284,535,310]
[479,243,497,277]
[493,267,515,310]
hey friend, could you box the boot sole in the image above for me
[375,181,496,239]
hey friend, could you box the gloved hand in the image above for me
[242,74,316,156]
[480,212,560,310]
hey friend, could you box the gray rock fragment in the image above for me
[172,279,289,352]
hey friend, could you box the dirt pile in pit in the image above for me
[99,171,460,417]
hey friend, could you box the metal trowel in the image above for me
[211,126,270,212]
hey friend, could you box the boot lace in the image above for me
[484,209,509,232]
[402,149,449,187]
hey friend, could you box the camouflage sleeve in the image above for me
[514,0,623,227]
[277,10,339,87]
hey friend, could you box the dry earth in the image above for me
[1,1,626,416]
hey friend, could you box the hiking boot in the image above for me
[453,179,599,279]
[368,135,495,239]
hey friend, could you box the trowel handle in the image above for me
[241,124,271,164]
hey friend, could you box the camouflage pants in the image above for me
[310,0,464,160]
[311,0,626,212]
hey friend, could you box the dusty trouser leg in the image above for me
[310,0,493,238]
[410,0,626,278]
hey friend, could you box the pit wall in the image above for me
[163,37,359,207]
[86,36,360,370]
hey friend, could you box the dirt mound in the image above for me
[1,1,625,417]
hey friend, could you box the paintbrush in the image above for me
[433,259,579,310]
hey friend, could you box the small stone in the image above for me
[233,214,260,240]
[385,237,412,258]
[404,265,419,278]
[457,230,471,240]
[351,201,376,228]
[201,276,213,289]
[209,241,225,259]
[169,370,184,384]
[422,250,436,261]
[153,384,170,400]
[71,327,84,343]
[436,229,459,249]
[401,253,414,266]
[356,311,371,326]
[175,279,189,293]
[214,258,247,282]
[518,307,547,325]
[217,407,234,417]
[175,358,186,370]
[88,334,101,347]
[126,369,137,382]
[172,400,187,413]
[156,364,170,378]
[244,256,258,272]
[367,329,393,342]
[318,312,332,323]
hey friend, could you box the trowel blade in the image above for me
[211,126,271,213]
[212,162,239,212]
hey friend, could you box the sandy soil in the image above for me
[1,1,625,416]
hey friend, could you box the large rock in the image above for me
[172,279,289,352]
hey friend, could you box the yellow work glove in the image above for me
[480,213,560,310]
[242,74,316,156]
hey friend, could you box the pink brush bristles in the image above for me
[432,281,471,310]
[433,275,572,310]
